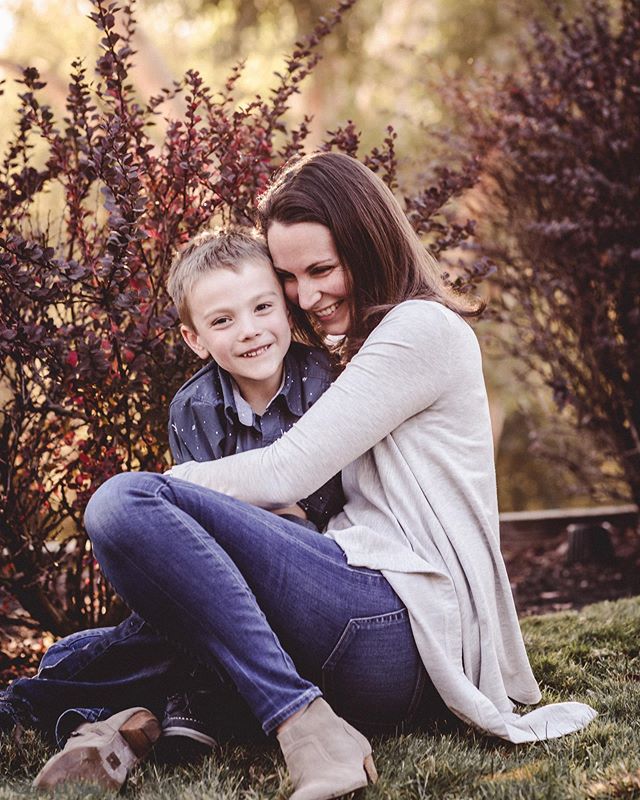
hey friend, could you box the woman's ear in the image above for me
[180,324,209,360]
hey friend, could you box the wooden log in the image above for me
[499,504,638,543]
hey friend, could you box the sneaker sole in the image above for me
[161,725,216,748]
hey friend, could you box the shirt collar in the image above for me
[230,382,255,426]
[230,372,286,426]
[216,363,238,424]
[217,354,302,422]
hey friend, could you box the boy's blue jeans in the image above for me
[4,472,436,742]
[3,614,186,746]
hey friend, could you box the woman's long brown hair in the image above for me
[256,151,483,362]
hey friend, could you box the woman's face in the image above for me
[267,221,351,336]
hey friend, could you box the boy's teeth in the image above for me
[316,301,340,318]
[242,345,270,357]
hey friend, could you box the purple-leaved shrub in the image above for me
[0,0,486,632]
[452,0,640,510]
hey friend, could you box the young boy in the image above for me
[166,228,341,529]
[0,229,343,779]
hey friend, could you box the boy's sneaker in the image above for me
[0,696,31,740]
[155,690,217,764]
[161,690,217,748]
[33,706,161,790]
[0,700,20,736]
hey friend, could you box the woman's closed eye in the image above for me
[310,265,335,276]
[275,265,336,281]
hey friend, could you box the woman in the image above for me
[84,152,595,799]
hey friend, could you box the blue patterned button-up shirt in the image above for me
[168,342,345,530]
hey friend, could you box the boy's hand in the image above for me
[271,505,308,520]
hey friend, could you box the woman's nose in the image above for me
[297,279,321,311]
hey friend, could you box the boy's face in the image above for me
[181,259,292,396]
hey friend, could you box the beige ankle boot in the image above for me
[33,706,161,790]
[277,698,378,800]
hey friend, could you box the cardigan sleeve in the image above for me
[167,301,458,507]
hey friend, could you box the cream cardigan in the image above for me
[169,300,596,742]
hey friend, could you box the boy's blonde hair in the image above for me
[168,228,272,329]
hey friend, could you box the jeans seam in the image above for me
[404,667,427,724]
[262,687,322,735]
[36,619,147,682]
[123,476,317,725]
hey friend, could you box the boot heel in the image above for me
[364,754,378,784]
[119,710,161,758]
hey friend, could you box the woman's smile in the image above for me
[314,300,343,320]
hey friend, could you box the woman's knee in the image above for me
[83,471,163,546]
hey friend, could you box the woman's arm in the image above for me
[168,301,458,507]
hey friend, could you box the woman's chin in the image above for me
[319,323,349,337]
[315,307,350,336]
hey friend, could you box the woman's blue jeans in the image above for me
[83,471,432,735]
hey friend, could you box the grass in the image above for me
[1,596,639,799]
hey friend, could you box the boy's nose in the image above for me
[238,323,261,340]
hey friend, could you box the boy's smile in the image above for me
[181,259,292,413]
[240,343,272,358]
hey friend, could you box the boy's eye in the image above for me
[211,316,230,327]
[255,302,273,312]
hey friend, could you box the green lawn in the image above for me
[2,597,639,799]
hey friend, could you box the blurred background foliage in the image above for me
[0,0,629,513]
[0,0,578,155]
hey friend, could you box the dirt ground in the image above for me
[2,525,639,685]
[502,523,640,617]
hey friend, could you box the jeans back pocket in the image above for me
[321,607,425,732]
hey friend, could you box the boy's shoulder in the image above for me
[280,342,335,417]
[286,341,334,380]
[170,361,224,409]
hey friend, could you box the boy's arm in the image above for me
[169,396,321,524]
[168,408,197,465]
[272,503,309,519]
[297,473,345,530]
